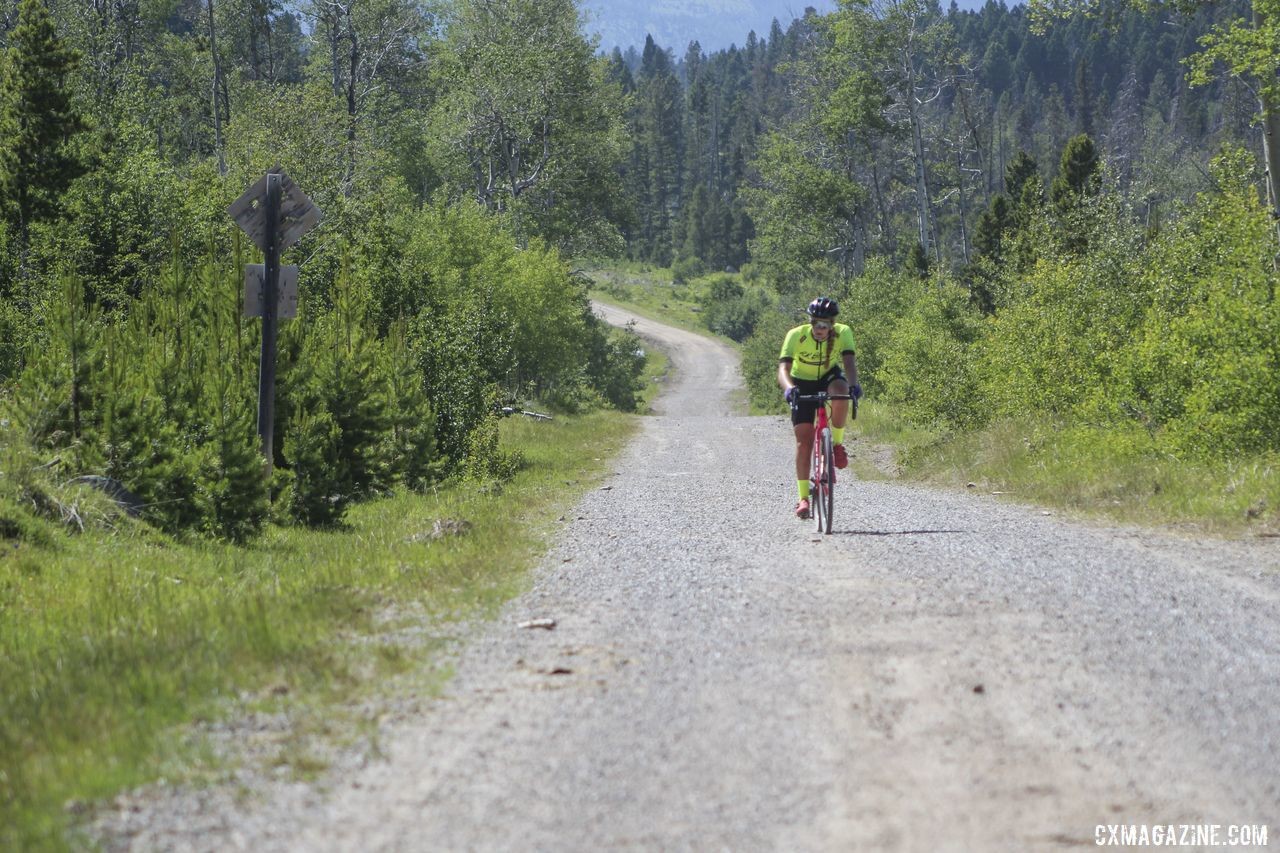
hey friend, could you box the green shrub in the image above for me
[977,199,1147,421]
[581,313,647,412]
[697,273,769,342]
[1114,159,1280,455]
[461,406,525,488]
[285,408,346,527]
[284,272,393,526]
[741,306,799,412]
[879,284,985,429]
[671,256,703,284]
[841,259,922,398]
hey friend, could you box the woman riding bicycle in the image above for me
[777,297,861,519]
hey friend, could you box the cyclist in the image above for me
[778,297,861,519]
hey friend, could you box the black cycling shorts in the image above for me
[789,367,846,426]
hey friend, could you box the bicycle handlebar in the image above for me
[792,393,853,403]
[789,391,858,420]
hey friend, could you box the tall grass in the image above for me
[856,408,1280,535]
[0,411,637,851]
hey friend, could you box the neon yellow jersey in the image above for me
[779,323,856,381]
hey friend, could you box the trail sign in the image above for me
[227,166,322,252]
[228,168,322,472]
[244,264,298,318]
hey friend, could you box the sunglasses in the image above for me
[810,320,833,331]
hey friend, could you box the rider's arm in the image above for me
[777,358,795,393]
[842,351,858,387]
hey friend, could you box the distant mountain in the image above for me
[580,0,837,54]
[580,0,998,54]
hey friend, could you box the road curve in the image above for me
[97,303,1280,851]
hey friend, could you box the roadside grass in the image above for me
[856,408,1280,536]
[583,264,709,334]
[636,344,670,414]
[0,409,638,852]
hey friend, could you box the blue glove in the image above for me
[784,387,798,405]
[851,382,863,401]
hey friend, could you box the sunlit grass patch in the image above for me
[851,400,936,454]
[872,412,1280,536]
[585,265,710,335]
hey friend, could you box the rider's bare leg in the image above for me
[794,422,814,481]
[828,378,850,429]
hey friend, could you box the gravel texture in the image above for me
[89,304,1280,851]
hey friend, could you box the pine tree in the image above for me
[285,407,346,526]
[908,242,930,279]
[0,0,87,245]
[98,322,182,528]
[1050,133,1101,254]
[382,321,438,493]
[284,266,392,526]
[682,184,710,261]
[198,262,267,541]
[1005,151,1038,200]
[728,203,753,270]
[974,194,1012,261]
[134,319,211,532]
[202,398,268,540]
[635,36,682,264]
[1073,58,1094,137]
[1050,133,1101,210]
[10,275,104,469]
[326,270,393,496]
[1004,151,1041,229]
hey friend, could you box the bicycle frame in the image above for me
[793,391,853,534]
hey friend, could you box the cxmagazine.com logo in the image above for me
[1096,824,1269,847]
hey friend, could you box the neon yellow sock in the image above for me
[797,479,811,500]
[832,427,845,445]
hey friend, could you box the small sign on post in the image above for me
[227,166,322,471]
[244,264,299,318]
[227,168,322,253]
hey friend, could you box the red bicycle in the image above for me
[793,391,854,534]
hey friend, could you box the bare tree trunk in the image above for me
[908,93,933,258]
[328,11,343,99]
[1262,99,1280,271]
[248,0,266,80]
[712,93,722,193]
[853,211,866,278]
[1258,8,1280,270]
[344,4,360,194]
[871,158,894,257]
[957,147,971,265]
[206,0,226,176]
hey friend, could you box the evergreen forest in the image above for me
[614,0,1280,476]
[0,0,646,540]
[0,0,1277,539]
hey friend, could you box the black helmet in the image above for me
[806,296,839,319]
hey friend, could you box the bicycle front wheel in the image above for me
[819,432,835,534]
[814,432,834,532]
[811,433,825,533]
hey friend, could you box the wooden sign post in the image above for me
[227,167,322,470]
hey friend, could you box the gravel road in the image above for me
[93,304,1280,851]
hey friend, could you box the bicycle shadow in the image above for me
[828,529,968,536]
